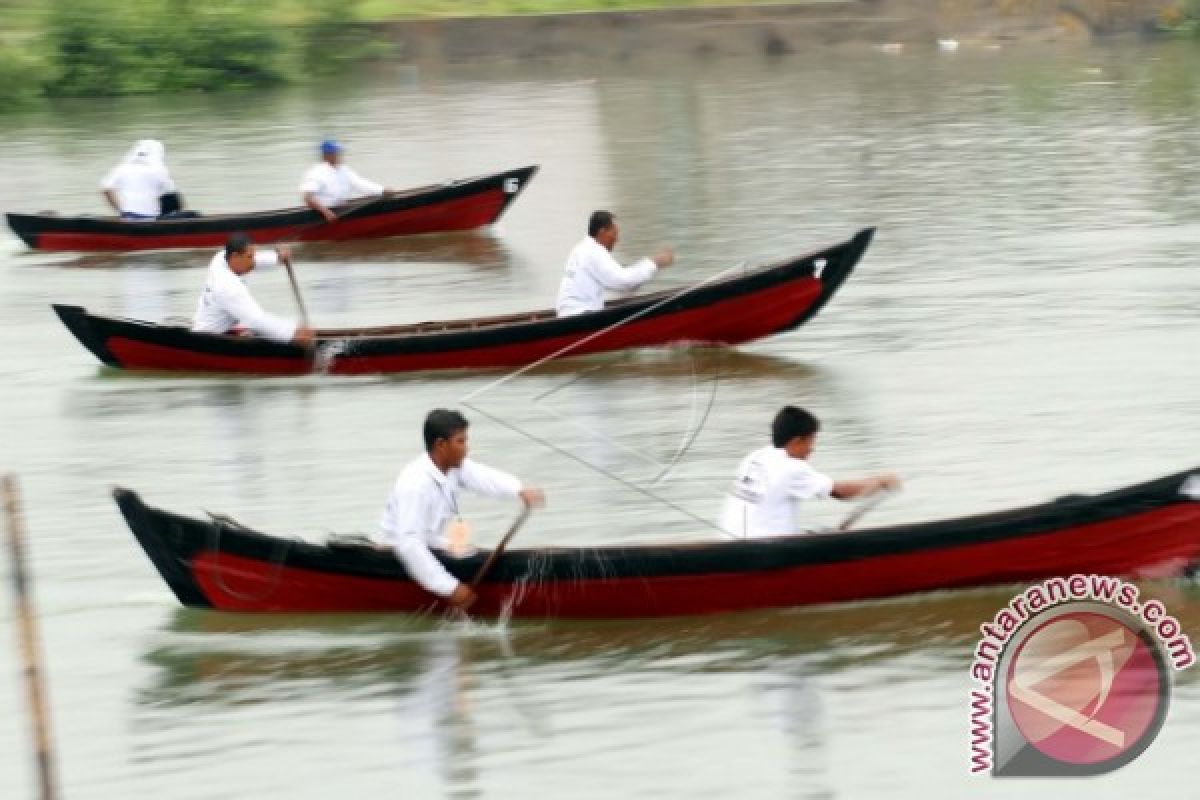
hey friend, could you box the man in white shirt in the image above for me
[300,139,394,223]
[380,409,546,610]
[191,233,315,346]
[719,406,900,538]
[555,210,675,317]
[100,139,176,219]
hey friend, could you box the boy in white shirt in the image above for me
[720,406,900,538]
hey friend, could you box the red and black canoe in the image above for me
[7,166,536,252]
[114,469,1200,618]
[53,227,873,376]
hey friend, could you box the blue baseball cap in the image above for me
[319,139,342,155]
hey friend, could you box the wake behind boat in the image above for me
[7,166,537,252]
[114,469,1200,618]
[52,228,873,376]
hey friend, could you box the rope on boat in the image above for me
[458,259,751,406]
[464,402,735,538]
[526,348,722,486]
[204,516,295,605]
[458,262,757,540]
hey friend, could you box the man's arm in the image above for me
[831,473,900,500]
[101,189,122,215]
[303,192,338,223]
[459,459,545,508]
[300,168,338,222]
[344,166,385,197]
[589,248,659,293]
[99,167,124,214]
[158,167,176,194]
[382,486,472,607]
[213,281,298,344]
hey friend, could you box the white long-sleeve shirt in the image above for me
[299,162,383,208]
[555,236,658,317]
[379,454,523,597]
[100,142,175,217]
[718,447,834,538]
[191,249,297,343]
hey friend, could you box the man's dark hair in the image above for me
[424,409,469,451]
[588,210,615,238]
[771,406,819,448]
[225,232,253,260]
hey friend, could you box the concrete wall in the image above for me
[379,1,1181,65]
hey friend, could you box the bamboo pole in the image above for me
[4,474,59,800]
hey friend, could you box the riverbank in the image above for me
[374,1,1181,65]
[0,0,1187,111]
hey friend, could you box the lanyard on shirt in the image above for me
[431,472,460,518]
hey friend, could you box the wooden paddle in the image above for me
[469,506,533,590]
[837,488,895,532]
[268,189,404,337]
[278,250,311,330]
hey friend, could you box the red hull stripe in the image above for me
[34,190,507,252]
[103,278,823,374]
[191,505,1200,617]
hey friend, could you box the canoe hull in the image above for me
[114,469,1200,618]
[7,166,536,252]
[54,228,871,376]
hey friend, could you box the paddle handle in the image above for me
[469,506,532,590]
[281,256,311,330]
[837,489,893,532]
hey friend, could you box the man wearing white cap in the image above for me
[100,139,176,220]
[300,139,394,223]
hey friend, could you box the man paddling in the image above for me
[300,139,394,223]
[719,406,900,538]
[555,210,674,317]
[191,233,315,346]
[379,409,546,610]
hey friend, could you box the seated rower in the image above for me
[719,406,900,538]
[191,233,315,346]
[379,409,545,610]
[100,139,176,220]
[300,139,395,224]
[555,210,674,317]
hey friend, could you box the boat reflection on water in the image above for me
[296,230,515,270]
[30,229,512,272]
[26,250,198,271]
[132,591,1013,794]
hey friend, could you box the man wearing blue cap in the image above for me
[300,139,394,223]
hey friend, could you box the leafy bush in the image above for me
[43,0,290,96]
[0,45,46,109]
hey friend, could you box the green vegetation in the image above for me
[0,0,789,110]
[44,0,292,96]
[0,0,392,108]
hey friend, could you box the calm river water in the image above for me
[1,40,1199,799]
